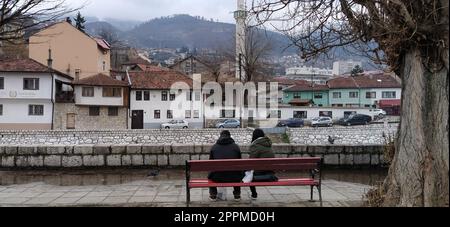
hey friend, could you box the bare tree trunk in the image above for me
[383,48,449,207]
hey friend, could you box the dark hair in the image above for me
[252,129,265,143]
[220,130,231,138]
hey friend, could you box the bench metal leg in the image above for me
[186,188,191,207]
[309,186,314,202]
[318,185,323,207]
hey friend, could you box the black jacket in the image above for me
[208,136,244,182]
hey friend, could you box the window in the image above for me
[344,111,357,118]
[186,91,192,101]
[75,69,81,78]
[167,110,173,119]
[102,61,106,71]
[103,87,122,97]
[0,77,4,89]
[319,111,333,118]
[89,106,100,116]
[221,110,236,118]
[382,91,397,99]
[314,93,323,99]
[366,92,376,99]
[170,93,176,101]
[333,92,341,99]
[293,92,301,99]
[349,92,359,98]
[194,110,200,119]
[154,110,161,119]
[82,87,94,97]
[29,105,44,116]
[0,104,3,115]
[162,91,168,101]
[23,78,39,90]
[294,111,307,119]
[144,91,150,101]
[136,91,142,101]
[185,110,191,119]
[195,92,201,101]
[267,110,282,119]
[108,107,119,116]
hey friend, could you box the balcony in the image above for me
[56,91,75,103]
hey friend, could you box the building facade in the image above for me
[53,73,129,130]
[333,60,363,76]
[29,21,111,80]
[285,66,333,84]
[128,71,203,129]
[0,58,72,130]
[282,83,330,107]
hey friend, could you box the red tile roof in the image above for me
[327,76,359,89]
[352,73,401,88]
[135,64,170,72]
[328,73,401,89]
[73,73,129,87]
[0,58,72,79]
[93,38,111,50]
[129,70,193,90]
[284,83,329,92]
[0,58,51,72]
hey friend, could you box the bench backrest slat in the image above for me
[188,158,321,172]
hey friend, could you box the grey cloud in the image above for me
[67,0,238,23]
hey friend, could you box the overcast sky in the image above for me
[66,0,238,23]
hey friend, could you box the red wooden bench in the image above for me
[185,157,323,207]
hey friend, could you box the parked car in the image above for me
[311,117,333,127]
[215,119,241,128]
[161,120,189,129]
[369,109,387,120]
[338,114,372,126]
[277,118,305,128]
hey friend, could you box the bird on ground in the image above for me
[148,168,160,177]
[328,136,335,145]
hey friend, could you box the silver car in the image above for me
[161,120,189,129]
[311,117,333,127]
[215,119,241,128]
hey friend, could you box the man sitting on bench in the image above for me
[208,130,244,202]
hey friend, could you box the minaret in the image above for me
[234,0,247,81]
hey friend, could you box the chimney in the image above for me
[47,49,53,69]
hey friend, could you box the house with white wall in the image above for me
[0,58,73,130]
[128,70,203,129]
[53,73,130,130]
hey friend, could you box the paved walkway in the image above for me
[0,179,371,207]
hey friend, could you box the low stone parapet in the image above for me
[0,144,387,169]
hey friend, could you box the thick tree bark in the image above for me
[383,48,449,207]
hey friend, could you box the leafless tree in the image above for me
[250,0,448,207]
[98,27,122,47]
[196,53,227,83]
[0,0,79,46]
[222,25,274,82]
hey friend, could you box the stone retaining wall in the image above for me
[288,124,399,145]
[0,144,387,169]
[0,129,253,146]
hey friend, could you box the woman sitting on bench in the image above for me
[249,129,277,200]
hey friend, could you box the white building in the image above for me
[128,71,204,129]
[0,58,73,130]
[285,66,333,84]
[333,60,363,76]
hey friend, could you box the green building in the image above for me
[283,83,330,107]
